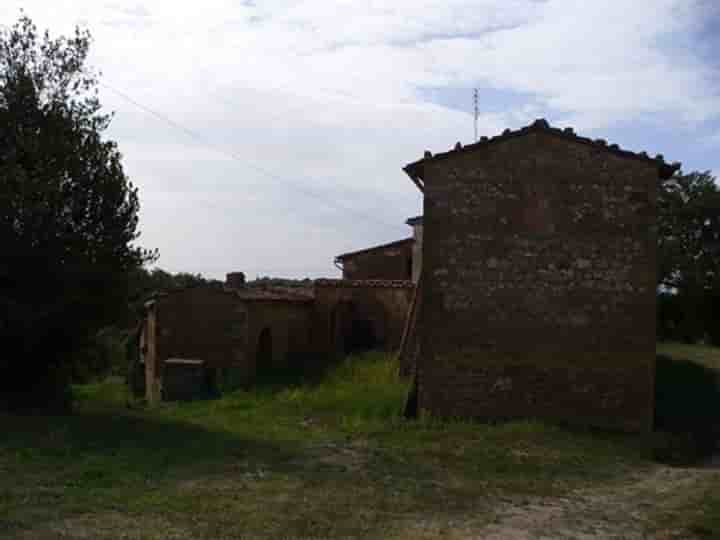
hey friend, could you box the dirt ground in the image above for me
[402,460,720,539]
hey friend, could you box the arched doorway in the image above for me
[256,327,273,373]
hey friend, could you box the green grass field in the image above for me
[0,350,718,539]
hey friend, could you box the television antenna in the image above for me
[473,88,479,142]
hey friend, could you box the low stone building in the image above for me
[139,279,314,403]
[402,119,679,432]
[136,268,415,401]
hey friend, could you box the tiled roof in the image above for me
[229,286,314,303]
[335,238,414,261]
[147,284,313,304]
[315,278,415,289]
[403,118,681,188]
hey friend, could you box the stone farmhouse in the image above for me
[401,119,679,432]
[136,240,417,403]
[137,117,676,434]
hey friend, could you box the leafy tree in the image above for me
[657,170,720,343]
[0,15,155,410]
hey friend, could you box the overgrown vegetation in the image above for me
[654,354,720,465]
[657,170,720,345]
[1,352,659,539]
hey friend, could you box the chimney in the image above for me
[226,272,246,289]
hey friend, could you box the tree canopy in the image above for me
[0,15,154,410]
[657,170,720,343]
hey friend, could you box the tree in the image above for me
[0,15,155,410]
[657,170,720,343]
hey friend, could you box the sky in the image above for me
[2,0,719,280]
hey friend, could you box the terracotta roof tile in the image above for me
[403,118,681,188]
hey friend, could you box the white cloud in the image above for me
[1,0,718,277]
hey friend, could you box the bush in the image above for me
[72,327,128,384]
[654,354,720,464]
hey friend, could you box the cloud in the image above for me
[1,0,719,277]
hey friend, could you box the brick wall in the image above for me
[313,280,414,358]
[151,287,313,392]
[418,130,657,432]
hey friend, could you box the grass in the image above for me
[654,342,720,537]
[657,342,720,371]
[649,474,720,539]
[0,351,706,539]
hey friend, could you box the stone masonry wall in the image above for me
[340,240,414,281]
[314,280,414,358]
[419,131,657,432]
[154,287,313,388]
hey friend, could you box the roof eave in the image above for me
[335,237,414,261]
[403,164,425,193]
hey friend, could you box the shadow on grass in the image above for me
[1,405,298,474]
[0,402,300,533]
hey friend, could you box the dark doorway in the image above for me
[333,301,384,355]
[256,327,273,372]
[346,318,376,353]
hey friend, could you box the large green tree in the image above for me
[657,170,720,343]
[0,16,154,410]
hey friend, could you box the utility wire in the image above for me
[100,81,408,232]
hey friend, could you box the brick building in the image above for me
[402,119,679,432]
[138,270,415,401]
[335,238,414,281]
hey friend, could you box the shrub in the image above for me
[654,354,720,464]
[72,327,128,384]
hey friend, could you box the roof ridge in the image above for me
[335,237,414,261]
[404,118,681,184]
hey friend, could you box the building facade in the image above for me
[335,238,414,281]
[403,119,679,432]
[313,279,414,357]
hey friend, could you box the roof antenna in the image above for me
[473,88,479,142]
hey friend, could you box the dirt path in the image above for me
[475,464,719,539]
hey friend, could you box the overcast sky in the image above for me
[2,1,719,279]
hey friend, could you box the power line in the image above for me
[100,81,407,233]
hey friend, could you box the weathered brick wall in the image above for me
[313,280,414,358]
[247,301,314,373]
[419,131,657,432]
[155,287,250,380]
[154,287,313,388]
[340,241,414,280]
